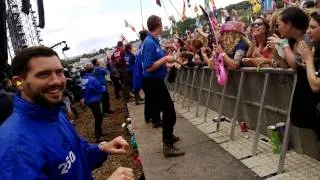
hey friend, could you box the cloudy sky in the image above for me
[32,0,243,57]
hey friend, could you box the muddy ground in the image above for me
[73,87,143,180]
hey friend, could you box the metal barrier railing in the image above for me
[170,66,297,175]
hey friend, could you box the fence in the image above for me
[168,66,317,175]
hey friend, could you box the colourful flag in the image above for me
[156,0,161,7]
[124,20,136,32]
[209,0,218,26]
[182,0,187,21]
[124,20,129,28]
[169,15,176,24]
[121,33,128,42]
[204,0,210,12]
[194,5,198,13]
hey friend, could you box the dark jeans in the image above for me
[111,76,121,99]
[120,70,130,101]
[142,85,151,121]
[88,102,103,138]
[143,78,176,145]
[102,90,111,114]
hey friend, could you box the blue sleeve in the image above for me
[0,134,49,179]
[79,138,108,170]
[142,41,157,70]
[87,78,105,93]
[93,79,105,93]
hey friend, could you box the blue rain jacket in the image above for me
[142,33,167,79]
[93,66,109,87]
[133,43,144,93]
[82,73,105,105]
[0,95,108,179]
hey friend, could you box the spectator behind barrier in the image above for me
[213,21,249,70]
[243,17,272,67]
[297,10,320,140]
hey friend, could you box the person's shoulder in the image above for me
[236,40,249,50]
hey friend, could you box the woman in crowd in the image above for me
[213,21,249,70]
[243,17,272,67]
[269,10,290,68]
[297,11,320,145]
[269,7,320,156]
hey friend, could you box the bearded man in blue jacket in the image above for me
[0,46,134,180]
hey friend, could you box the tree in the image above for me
[99,49,105,54]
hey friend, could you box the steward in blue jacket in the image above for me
[91,59,114,115]
[82,72,105,105]
[82,64,106,141]
[0,95,108,179]
[0,46,133,179]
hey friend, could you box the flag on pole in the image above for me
[120,33,128,42]
[124,20,129,28]
[182,0,187,21]
[156,0,161,7]
[169,15,176,24]
[194,5,198,13]
[209,0,218,26]
[124,19,136,32]
[204,0,210,12]
[187,0,191,8]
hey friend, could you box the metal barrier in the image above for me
[171,66,298,175]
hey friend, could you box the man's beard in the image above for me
[26,84,64,107]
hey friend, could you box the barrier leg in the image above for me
[196,68,205,117]
[173,69,179,101]
[188,68,197,112]
[251,73,270,155]
[277,74,298,174]
[230,71,245,140]
[216,82,227,131]
[182,68,191,107]
[204,70,215,122]
[177,69,184,102]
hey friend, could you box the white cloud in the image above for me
[34,0,243,57]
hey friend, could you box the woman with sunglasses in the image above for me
[243,17,272,67]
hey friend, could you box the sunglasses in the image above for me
[253,22,264,27]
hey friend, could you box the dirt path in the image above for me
[73,87,143,180]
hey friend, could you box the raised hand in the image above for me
[100,136,129,155]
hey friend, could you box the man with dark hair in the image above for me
[0,46,133,179]
[91,58,114,116]
[142,15,185,157]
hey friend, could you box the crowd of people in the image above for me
[2,1,320,178]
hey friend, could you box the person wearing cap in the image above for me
[213,21,249,70]
[81,64,106,142]
[142,15,185,157]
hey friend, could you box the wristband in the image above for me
[279,39,289,49]
[98,141,108,151]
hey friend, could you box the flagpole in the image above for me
[139,0,144,29]
[166,0,182,18]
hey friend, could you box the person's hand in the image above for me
[107,167,134,180]
[213,44,225,54]
[242,58,264,67]
[100,136,129,155]
[249,39,257,48]
[297,41,313,63]
[194,54,201,64]
[267,34,282,45]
